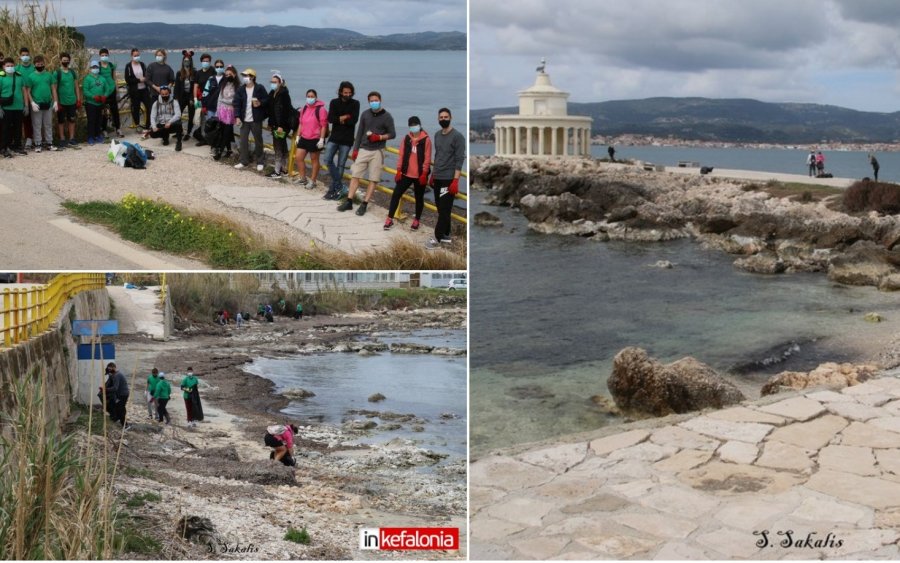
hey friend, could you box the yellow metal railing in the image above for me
[0,274,106,348]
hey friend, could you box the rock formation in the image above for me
[760,362,879,396]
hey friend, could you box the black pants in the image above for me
[389,176,426,220]
[113,395,128,425]
[216,124,234,151]
[1,109,23,151]
[873,166,879,182]
[129,87,151,128]
[86,103,103,139]
[104,89,120,130]
[178,92,195,134]
[433,179,455,242]
[150,122,184,142]
[156,398,170,423]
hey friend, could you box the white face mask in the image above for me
[241,76,251,85]
[155,55,164,63]
[3,66,13,73]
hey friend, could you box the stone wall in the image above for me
[0,289,110,438]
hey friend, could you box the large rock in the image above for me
[761,362,879,396]
[733,251,785,274]
[474,211,504,227]
[828,240,900,287]
[607,347,745,416]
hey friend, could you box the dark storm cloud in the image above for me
[833,0,900,25]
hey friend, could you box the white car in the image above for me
[448,278,467,291]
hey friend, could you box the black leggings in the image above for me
[433,179,455,241]
[178,92,195,134]
[1,109,23,150]
[85,103,103,139]
[104,89,120,130]
[156,398,170,423]
[129,88,151,128]
[388,176,426,220]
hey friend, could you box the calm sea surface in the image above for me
[244,329,467,460]
[472,143,900,182]
[470,198,900,454]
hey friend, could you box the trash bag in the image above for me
[203,116,222,147]
[107,139,126,164]
[121,141,148,169]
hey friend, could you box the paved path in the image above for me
[0,172,202,270]
[107,284,166,340]
[471,372,900,560]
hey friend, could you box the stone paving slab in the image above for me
[471,375,900,560]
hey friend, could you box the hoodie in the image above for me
[298,99,328,141]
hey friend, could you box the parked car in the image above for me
[447,278,467,291]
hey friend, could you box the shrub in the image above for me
[843,180,900,214]
[284,527,311,545]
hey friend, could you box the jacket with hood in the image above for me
[298,99,328,141]
[267,86,294,132]
[82,73,108,106]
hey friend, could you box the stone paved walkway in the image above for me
[470,371,900,560]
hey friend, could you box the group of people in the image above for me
[806,151,827,177]
[2,46,465,248]
[144,366,203,427]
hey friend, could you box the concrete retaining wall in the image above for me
[0,289,110,436]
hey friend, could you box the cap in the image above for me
[242,68,256,78]
[267,424,286,435]
[90,60,99,67]
[408,116,421,126]
[159,84,171,91]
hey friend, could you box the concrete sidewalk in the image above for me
[107,284,166,340]
[471,372,900,560]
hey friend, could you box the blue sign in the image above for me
[72,320,119,336]
[77,343,116,360]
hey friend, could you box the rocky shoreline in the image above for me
[472,156,900,291]
[105,309,466,560]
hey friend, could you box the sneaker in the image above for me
[183,133,191,141]
[441,238,453,245]
[297,177,308,187]
[123,423,133,431]
[213,150,222,161]
[24,139,32,149]
[68,139,78,147]
[266,171,282,179]
[234,163,245,169]
[383,218,394,230]
[128,123,138,129]
[116,129,125,138]
[14,147,27,155]
[175,140,182,152]
[355,201,368,216]
[411,218,421,230]
[34,146,42,153]
[49,144,59,151]
[2,150,12,158]
[425,238,441,249]
[322,190,335,200]
[256,164,264,172]
[162,138,169,146]
[87,137,95,146]
[336,198,353,212]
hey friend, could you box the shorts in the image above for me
[58,105,77,123]
[297,136,322,153]
[349,148,384,182]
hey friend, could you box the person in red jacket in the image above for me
[385,116,431,230]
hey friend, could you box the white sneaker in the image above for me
[256,164,264,172]
[234,163,245,169]
[34,146,42,153]
[425,238,441,249]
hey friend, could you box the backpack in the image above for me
[121,141,148,169]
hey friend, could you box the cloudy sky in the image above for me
[1,0,465,35]
[472,0,900,112]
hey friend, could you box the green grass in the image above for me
[124,492,162,508]
[122,466,156,480]
[117,521,162,555]
[284,527,311,545]
[743,180,843,202]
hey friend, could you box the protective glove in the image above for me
[394,171,402,183]
[429,175,435,187]
[100,95,107,103]
[419,173,428,186]
[367,133,380,143]
[194,98,201,109]
[316,138,325,149]
[93,95,102,102]
[76,99,83,109]
[52,101,58,112]
[201,106,208,115]
[449,178,459,195]
[351,149,359,161]
[30,101,39,112]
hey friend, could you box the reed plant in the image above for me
[0,1,87,72]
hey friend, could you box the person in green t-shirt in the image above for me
[15,47,35,149]
[0,56,27,158]
[153,372,171,424]
[55,52,81,148]
[179,367,202,428]
[83,60,108,145]
[98,47,123,138]
[146,368,161,420]
[294,302,303,320]
[23,55,58,152]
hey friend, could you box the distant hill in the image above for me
[471,97,900,143]
[77,23,465,51]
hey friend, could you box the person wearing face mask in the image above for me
[97,48,123,138]
[322,81,359,200]
[54,52,81,148]
[82,60,108,145]
[104,362,131,429]
[294,88,328,187]
[265,72,293,179]
[144,83,183,151]
[0,57,27,158]
[15,47,35,150]
[384,116,431,231]
[23,55,58,152]
[145,49,175,100]
[338,91,395,216]
[124,48,150,130]
[425,108,465,249]
[213,64,238,160]
[176,50,197,142]
[192,53,215,145]
[232,67,268,171]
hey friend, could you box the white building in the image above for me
[493,60,593,158]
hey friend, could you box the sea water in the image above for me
[243,329,467,459]
[470,198,900,454]
[472,143,900,183]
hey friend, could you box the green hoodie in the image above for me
[0,70,24,111]
[154,378,171,400]
[180,374,198,400]
[147,373,160,396]
[82,73,108,106]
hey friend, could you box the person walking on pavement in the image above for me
[425,108,465,249]
[154,372,172,425]
[146,367,160,420]
[180,367,202,428]
[105,362,131,428]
